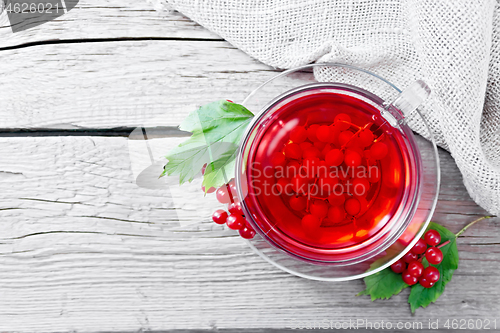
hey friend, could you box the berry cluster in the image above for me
[391,230,444,288]
[210,179,256,239]
[270,114,388,231]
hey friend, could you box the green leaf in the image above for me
[202,146,239,190]
[162,100,253,185]
[163,140,236,184]
[180,100,254,134]
[408,223,459,313]
[357,268,409,301]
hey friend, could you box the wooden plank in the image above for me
[0,136,498,332]
[0,0,219,48]
[0,40,277,130]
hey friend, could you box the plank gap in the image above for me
[0,127,190,138]
[0,36,224,52]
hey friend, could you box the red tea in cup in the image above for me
[238,83,421,263]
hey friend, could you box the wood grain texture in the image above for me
[0,136,498,332]
[0,0,219,48]
[0,40,277,130]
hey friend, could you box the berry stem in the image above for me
[437,240,450,249]
[455,215,495,238]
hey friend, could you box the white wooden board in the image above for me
[0,40,278,130]
[0,0,219,48]
[0,136,498,332]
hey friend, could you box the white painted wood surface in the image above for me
[0,0,219,47]
[0,2,499,332]
[0,40,278,129]
[0,136,498,332]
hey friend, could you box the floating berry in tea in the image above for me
[325,149,343,166]
[284,143,302,160]
[289,195,307,211]
[290,126,307,143]
[310,200,329,219]
[302,214,321,230]
[370,142,388,160]
[316,125,332,142]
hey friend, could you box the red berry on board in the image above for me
[325,149,344,166]
[370,142,388,160]
[316,125,332,142]
[289,196,307,211]
[411,238,428,255]
[402,251,418,263]
[425,247,443,265]
[358,129,374,147]
[307,124,320,142]
[407,261,424,278]
[424,229,441,246]
[212,209,228,225]
[344,149,362,167]
[228,201,243,215]
[338,131,354,146]
[301,214,321,230]
[418,277,435,288]
[216,186,231,204]
[290,126,307,143]
[328,192,346,206]
[310,200,329,219]
[284,143,302,160]
[402,271,418,285]
[390,259,406,274]
[328,206,346,223]
[239,225,256,239]
[345,198,361,216]
[335,113,351,131]
[422,266,440,283]
[226,214,245,230]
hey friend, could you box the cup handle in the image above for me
[389,80,431,118]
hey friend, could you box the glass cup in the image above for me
[235,63,440,281]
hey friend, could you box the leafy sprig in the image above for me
[358,217,493,313]
[161,100,254,191]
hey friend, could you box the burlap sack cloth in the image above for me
[150,0,500,216]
